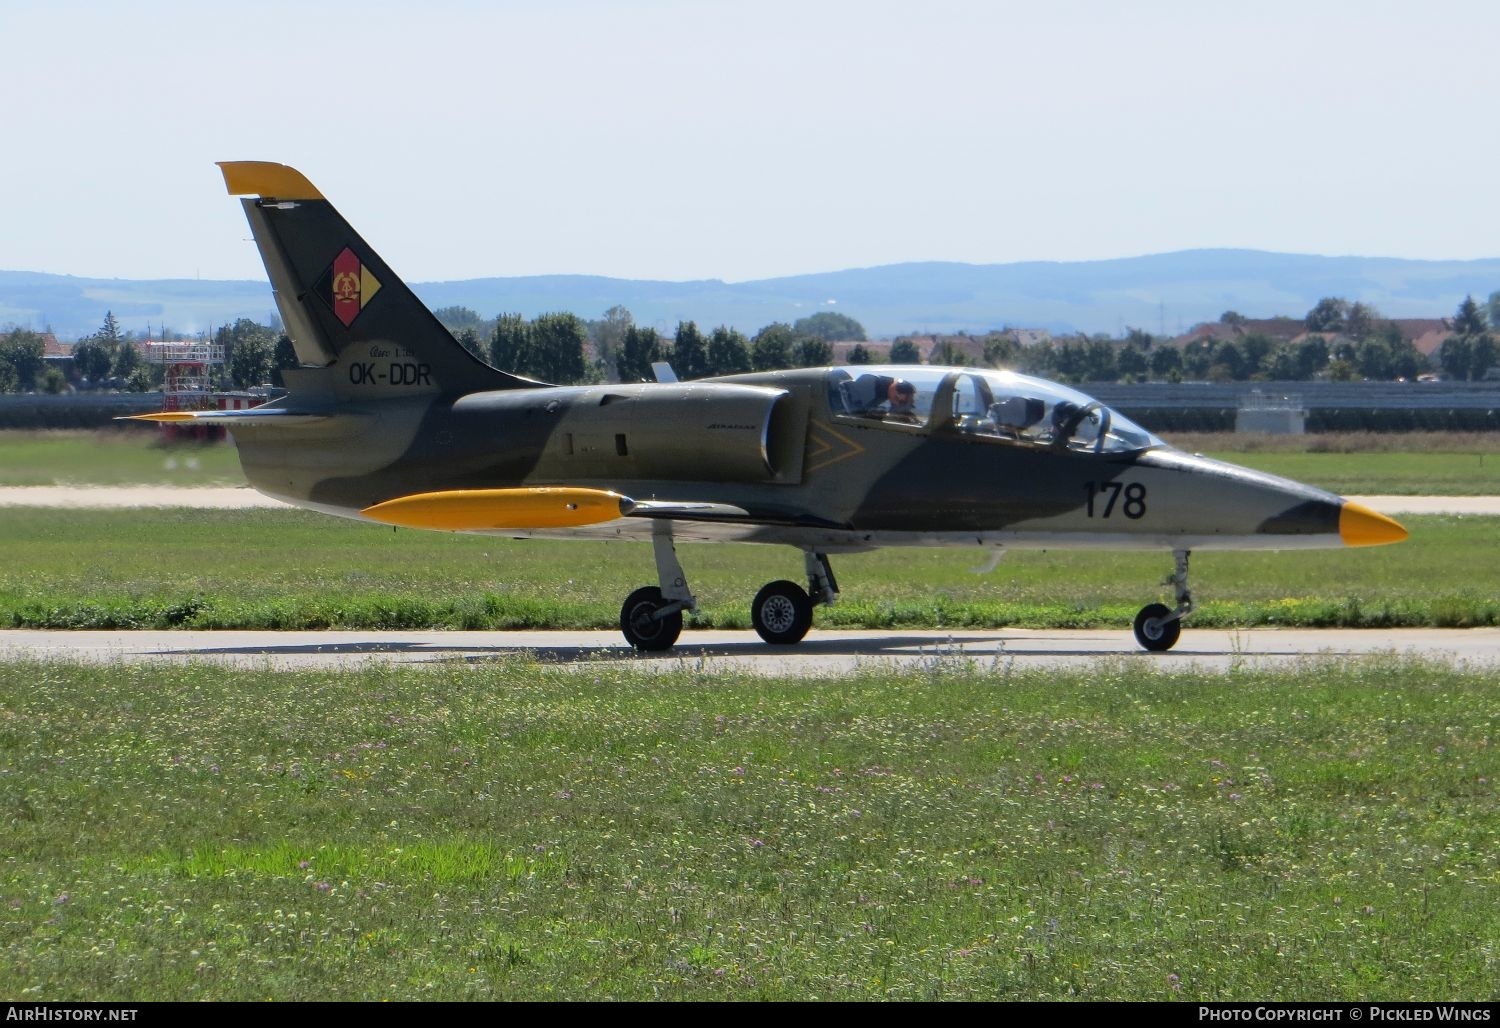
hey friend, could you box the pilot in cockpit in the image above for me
[886,379,918,422]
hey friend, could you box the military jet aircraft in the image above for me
[133,161,1408,652]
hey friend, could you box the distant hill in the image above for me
[5,249,1500,340]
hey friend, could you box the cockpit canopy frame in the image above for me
[826,365,1162,454]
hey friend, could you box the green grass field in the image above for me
[1,658,1493,1000]
[1199,451,1500,496]
[2,508,1496,631]
[1169,432,1500,495]
[0,430,243,487]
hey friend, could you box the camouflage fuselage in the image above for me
[230,365,1348,553]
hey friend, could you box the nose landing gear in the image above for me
[1133,549,1194,652]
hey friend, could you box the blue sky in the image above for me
[3,0,1498,284]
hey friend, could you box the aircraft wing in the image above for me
[125,409,330,428]
[360,488,749,532]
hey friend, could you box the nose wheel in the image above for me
[1133,602,1180,652]
[1133,549,1193,652]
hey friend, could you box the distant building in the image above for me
[1400,319,1452,358]
[1170,317,1305,348]
[39,333,74,380]
[829,340,887,362]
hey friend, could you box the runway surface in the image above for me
[3,627,1498,675]
[0,485,289,508]
[3,487,1494,675]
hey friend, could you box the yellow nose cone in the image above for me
[1339,501,1409,547]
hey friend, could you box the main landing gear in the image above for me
[1133,549,1194,652]
[619,524,839,650]
[750,551,838,645]
[619,522,692,651]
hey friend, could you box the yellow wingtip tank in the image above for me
[125,411,198,423]
[1338,501,1409,547]
[361,487,634,531]
[217,161,324,200]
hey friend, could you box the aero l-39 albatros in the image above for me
[134,162,1408,652]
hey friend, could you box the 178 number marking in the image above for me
[1085,481,1146,519]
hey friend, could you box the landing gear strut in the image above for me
[620,522,695,651]
[1133,549,1193,652]
[750,551,838,645]
[620,537,841,650]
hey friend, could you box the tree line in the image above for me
[894,295,1497,385]
[0,307,866,394]
[439,306,865,384]
[2,292,1496,394]
[439,295,1498,386]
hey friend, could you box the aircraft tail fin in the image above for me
[218,161,540,398]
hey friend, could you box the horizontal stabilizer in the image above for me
[123,409,329,427]
[362,487,633,531]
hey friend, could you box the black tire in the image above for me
[751,580,814,645]
[620,586,682,651]
[1133,602,1181,652]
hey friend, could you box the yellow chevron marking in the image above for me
[806,420,866,474]
[360,263,382,306]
